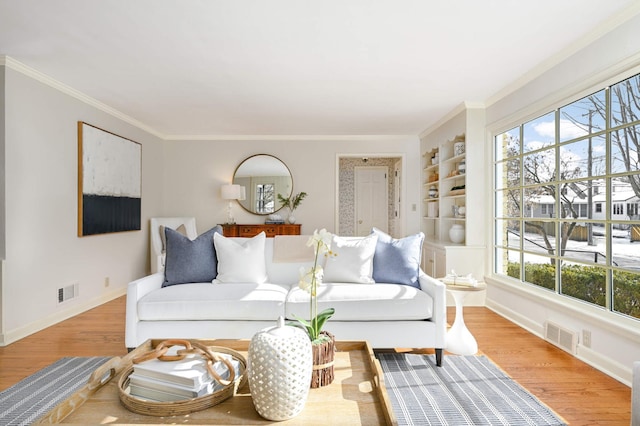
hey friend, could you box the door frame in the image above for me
[335,153,405,236]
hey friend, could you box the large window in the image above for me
[494,73,640,321]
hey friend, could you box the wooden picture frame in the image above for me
[77,122,142,236]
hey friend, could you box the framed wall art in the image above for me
[77,122,142,236]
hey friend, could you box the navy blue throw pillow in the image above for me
[162,225,222,287]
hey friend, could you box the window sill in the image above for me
[485,274,640,344]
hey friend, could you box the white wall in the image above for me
[484,13,640,385]
[0,62,422,346]
[0,66,165,344]
[161,138,422,237]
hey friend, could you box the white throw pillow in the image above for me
[213,232,268,284]
[322,234,379,283]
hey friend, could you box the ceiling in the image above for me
[1,0,639,139]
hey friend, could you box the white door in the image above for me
[355,167,388,236]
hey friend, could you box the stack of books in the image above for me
[129,349,240,402]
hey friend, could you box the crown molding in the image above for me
[418,101,485,139]
[1,56,165,140]
[164,134,417,141]
[2,56,418,142]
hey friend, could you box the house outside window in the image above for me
[493,72,640,321]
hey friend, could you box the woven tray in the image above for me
[118,345,247,417]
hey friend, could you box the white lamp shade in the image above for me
[221,184,243,200]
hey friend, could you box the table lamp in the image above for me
[221,184,245,224]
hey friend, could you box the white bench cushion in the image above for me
[285,283,433,321]
[138,283,289,321]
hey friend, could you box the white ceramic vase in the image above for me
[287,214,296,224]
[449,224,465,244]
[248,317,312,421]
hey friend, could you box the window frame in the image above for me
[491,68,640,323]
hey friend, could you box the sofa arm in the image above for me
[125,273,164,349]
[418,271,447,347]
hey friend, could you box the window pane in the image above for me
[560,263,606,307]
[613,270,640,320]
[495,158,520,190]
[524,147,555,185]
[559,221,607,265]
[495,219,520,249]
[524,112,555,153]
[496,189,521,218]
[524,220,556,255]
[523,253,555,291]
[559,178,603,220]
[559,90,606,142]
[612,220,640,271]
[496,128,520,160]
[611,124,640,174]
[611,74,640,127]
[560,136,606,178]
[495,247,520,280]
[524,186,556,218]
[612,175,639,221]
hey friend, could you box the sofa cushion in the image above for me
[322,234,378,284]
[371,228,424,288]
[138,283,289,321]
[163,226,222,287]
[285,282,433,321]
[213,232,268,284]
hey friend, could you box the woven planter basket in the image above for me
[311,331,335,388]
[118,345,247,416]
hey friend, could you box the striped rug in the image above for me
[0,357,110,426]
[377,353,566,426]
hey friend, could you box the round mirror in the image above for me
[233,154,293,215]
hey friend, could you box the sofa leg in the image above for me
[435,348,443,367]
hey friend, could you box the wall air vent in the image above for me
[58,283,79,304]
[544,321,578,354]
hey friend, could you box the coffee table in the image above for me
[36,339,396,425]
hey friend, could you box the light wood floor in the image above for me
[0,296,631,425]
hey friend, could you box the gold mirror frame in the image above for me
[232,154,293,216]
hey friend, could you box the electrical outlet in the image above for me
[582,329,591,348]
[104,277,110,288]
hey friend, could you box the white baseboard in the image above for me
[487,298,632,387]
[0,288,126,347]
[485,298,545,338]
[577,344,632,386]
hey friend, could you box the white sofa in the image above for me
[126,218,447,365]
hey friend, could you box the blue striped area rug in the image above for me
[0,357,110,426]
[377,353,567,426]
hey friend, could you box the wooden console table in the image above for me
[222,223,301,238]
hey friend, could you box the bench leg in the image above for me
[435,348,443,366]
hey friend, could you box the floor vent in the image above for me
[544,321,578,354]
[58,283,79,304]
